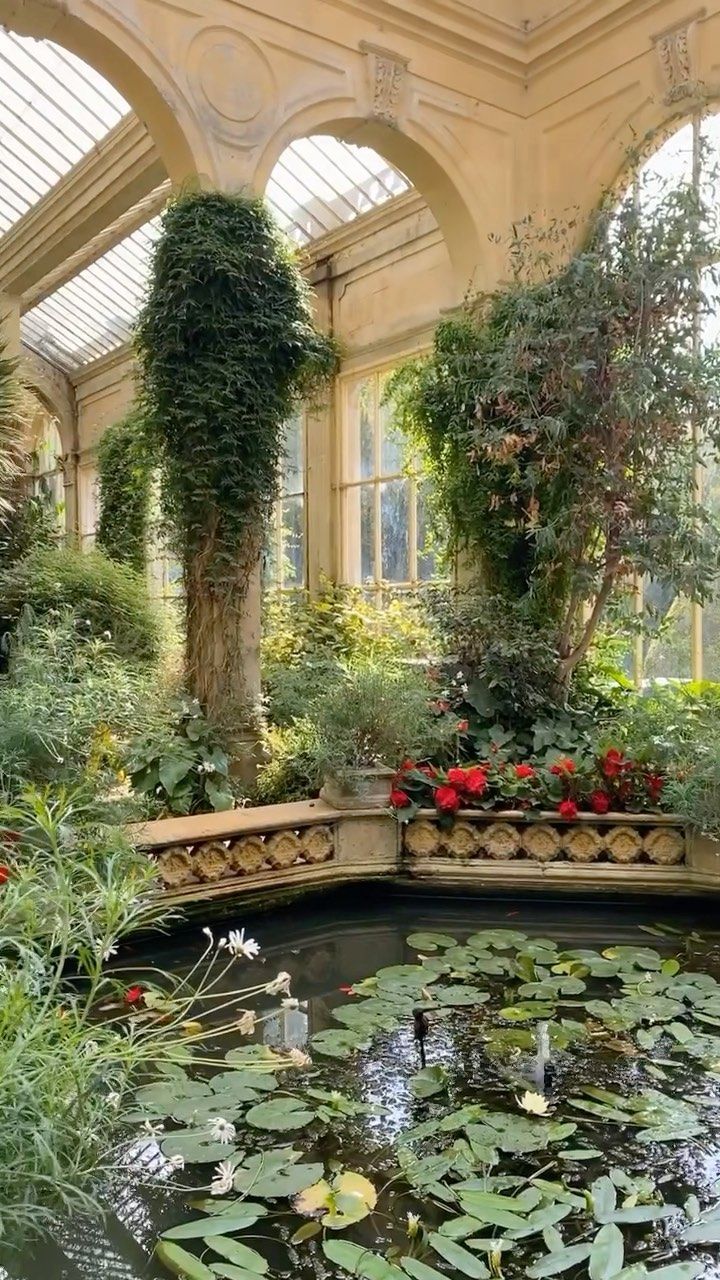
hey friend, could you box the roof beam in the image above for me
[21,180,170,313]
[0,113,165,301]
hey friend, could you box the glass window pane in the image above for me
[379,391,404,475]
[381,478,409,582]
[359,378,375,479]
[282,412,304,496]
[281,495,305,588]
[642,580,692,683]
[417,482,437,582]
[361,485,375,583]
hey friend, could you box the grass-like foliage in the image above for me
[136,191,337,724]
[0,610,168,800]
[0,544,163,663]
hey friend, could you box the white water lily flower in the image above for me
[281,997,300,1011]
[142,1119,165,1139]
[227,928,261,960]
[517,1089,551,1116]
[167,1153,185,1171]
[289,1048,311,1068]
[237,1009,256,1036]
[265,971,292,996]
[101,943,118,962]
[210,1159,235,1196]
[406,1212,421,1238]
[208,1116,236,1144]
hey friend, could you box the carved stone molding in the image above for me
[187,26,276,145]
[402,816,687,866]
[653,14,704,104]
[360,41,410,128]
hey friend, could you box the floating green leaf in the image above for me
[428,1232,491,1277]
[245,1097,314,1131]
[410,1065,449,1098]
[205,1237,268,1272]
[589,1224,624,1280]
[162,1210,266,1239]
[407,932,457,950]
[526,1243,592,1277]
[155,1241,216,1280]
[322,1238,406,1278]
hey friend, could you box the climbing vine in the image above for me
[96,410,152,573]
[136,192,337,726]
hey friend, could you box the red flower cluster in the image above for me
[125,985,145,1006]
[0,866,10,885]
[390,744,668,823]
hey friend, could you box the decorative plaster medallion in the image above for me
[189,27,275,137]
[360,41,409,128]
[653,14,704,103]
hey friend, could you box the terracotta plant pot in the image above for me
[320,765,394,811]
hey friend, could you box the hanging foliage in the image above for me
[136,192,337,726]
[96,409,152,573]
[0,335,27,518]
[390,159,720,692]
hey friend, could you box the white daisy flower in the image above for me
[265,971,291,996]
[288,1047,311,1068]
[142,1120,165,1139]
[210,1159,235,1196]
[208,1116,236,1144]
[227,928,261,959]
[236,1010,256,1036]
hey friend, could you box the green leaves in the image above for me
[322,1239,406,1278]
[155,1242,216,1280]
[231,1149,323,1199]
[407,932,457,951]
[410,1066,449,1099]
[162,1210,266,1240]
[428,1232,491,1277]
[205,1238,267,1272]
[245,1097,314,1131]
[526,1243,592,1277]
[589,1224,624,1280]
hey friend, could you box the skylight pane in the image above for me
[266,135,410,245]
[0,29,128,232]
[21,219,159,371]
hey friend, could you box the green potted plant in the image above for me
[312,663,451,810]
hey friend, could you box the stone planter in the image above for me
[319,766,394,811]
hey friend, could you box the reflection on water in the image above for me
[6,888,720,1280]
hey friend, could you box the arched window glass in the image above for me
[28,404,65,536]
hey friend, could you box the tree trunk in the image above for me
[185,531,263,782]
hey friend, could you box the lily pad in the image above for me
[407,932,457,951]
[410,1065,449,1098]
[155,1241,216,1279]
[245,1097,314,1131]
[428,1232,491,1277]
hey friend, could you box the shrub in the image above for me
[125,695,237,816]
[263,582,440,726]
[306,662,454,785]
[0,610,168,799]
[254,721,322,806]
[0,544,162,662]
[96,409,152,573]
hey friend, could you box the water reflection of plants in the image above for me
[138,923,720,1280]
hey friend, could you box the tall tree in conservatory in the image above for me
[0,337,27,518]
[391,168,720,696]
[136,193,336,730]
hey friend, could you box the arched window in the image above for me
[27,402,65,536]
[264,410,307,591]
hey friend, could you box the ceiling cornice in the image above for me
[334,0,676,77]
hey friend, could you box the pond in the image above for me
[7,887,720,1280]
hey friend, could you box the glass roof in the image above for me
[17,133,410,372]
[0,30,129,234]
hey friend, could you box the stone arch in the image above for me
[20,346,75,459]
[255,103,485,295]
[0,0,209,185]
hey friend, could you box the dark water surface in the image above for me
[8,887,720,1280]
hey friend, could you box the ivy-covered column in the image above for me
[137,192,336,749]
